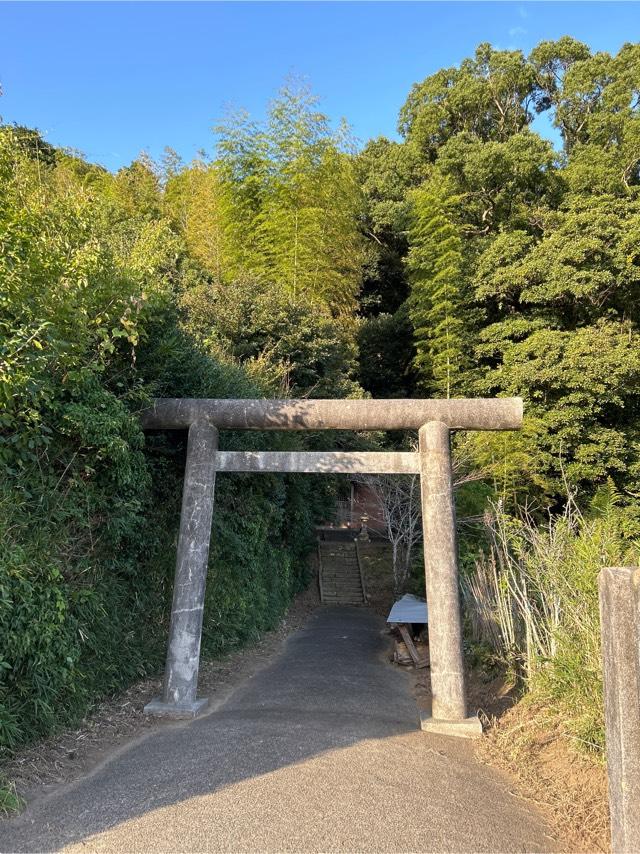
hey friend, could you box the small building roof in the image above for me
[387,594,428,624]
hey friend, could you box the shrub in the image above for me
[462,487,640,751]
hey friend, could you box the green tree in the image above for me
[215,82,365,315]
[387,38,640,502]
[356,307,417,398]
[406,185,472,397]
[164,159,238,283]
[179,275,360,398]
[356,137,422,315]
[0,123,337,756]
[399,43,538,158]
[473,194,640,495]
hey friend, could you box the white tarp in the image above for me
[387,593,428,624]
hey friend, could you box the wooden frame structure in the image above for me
[141,397,523,737]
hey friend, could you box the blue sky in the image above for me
[0,1,637,171]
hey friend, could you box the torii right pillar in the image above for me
[419,421,482,738]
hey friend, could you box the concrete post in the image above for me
[145,421,219,718]
[599,566,640,854]
[418,421,481,738]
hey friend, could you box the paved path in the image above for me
[1,608,557,853]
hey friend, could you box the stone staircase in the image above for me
[318,540,366,605]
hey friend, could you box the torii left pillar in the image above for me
[145,421,218,717]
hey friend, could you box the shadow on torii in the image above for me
[139,397,523,739]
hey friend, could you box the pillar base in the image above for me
[144,696,209,719]
[420,710,483,739]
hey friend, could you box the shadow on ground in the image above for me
[0,608,558,853]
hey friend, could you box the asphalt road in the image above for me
[1,607,558,853]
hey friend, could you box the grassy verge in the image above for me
[460,487,640,852]
[462,488,639,753]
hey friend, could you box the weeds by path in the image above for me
[0,777,24,818]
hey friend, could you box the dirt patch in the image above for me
[478,700,610,854]
[1,565,320,812]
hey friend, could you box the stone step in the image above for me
[322,562,358,568]
[322,584,362,591]
[323,585,361,591]
[320,544,356,555]
[323,589,362,599]
[320,545,355,549]
[322,570,360,576]
[323,582,362,590]
[323,580,361,586]
[322,562,359,567]
[322,564,359,570]
[322,566,359,572]
[322,586,361,591]
[321,552,357,558]
[323,588,363,596]
[322,568,360,578]
[322,562,358,567]
[322,589,362,594]
[318,540,364,605]
[323,569,359,575]
[321,552,358,557]
[322,572,360,578]
[319,544,357,550]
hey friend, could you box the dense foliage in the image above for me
[356,37,640,750]
[463,486,640,751]
[361,38,640,507]
[0,104,344,753]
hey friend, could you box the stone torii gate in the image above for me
[141,397,522,738]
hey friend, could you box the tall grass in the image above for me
[462,486,640,751]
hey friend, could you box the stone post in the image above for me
[145,421,218,718]
[599,566,640,854]
[418,421,481,738]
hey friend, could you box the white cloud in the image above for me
[509,25,527,37]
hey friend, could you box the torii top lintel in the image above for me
[140,397,523,432]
